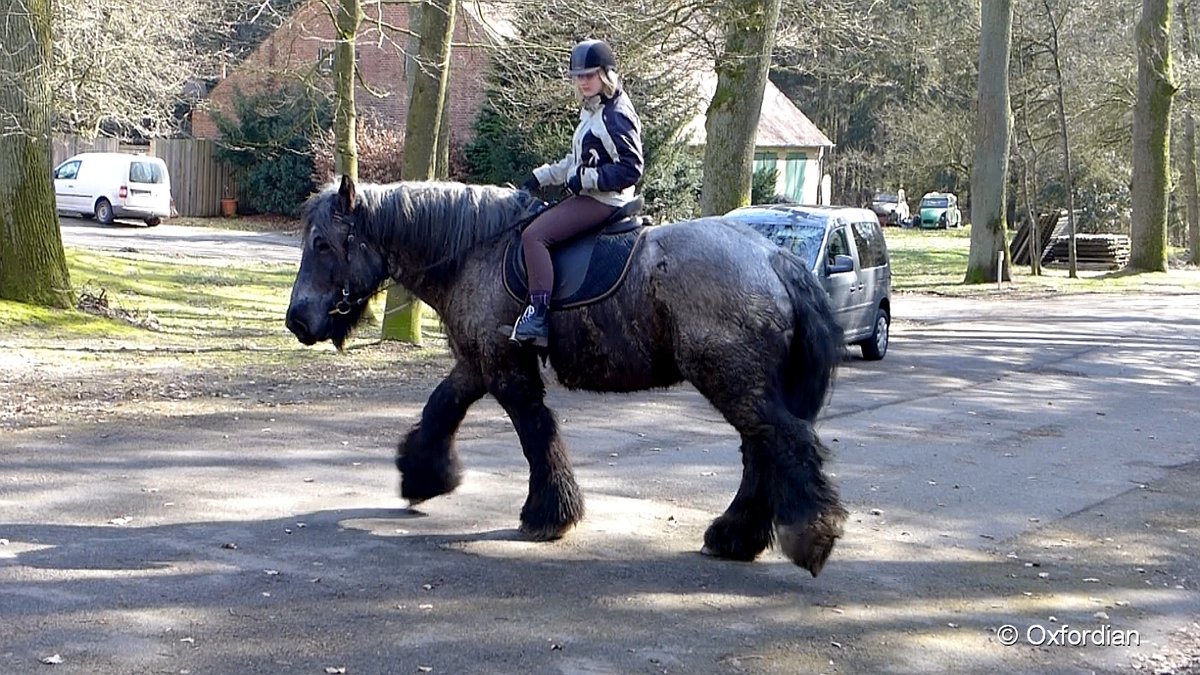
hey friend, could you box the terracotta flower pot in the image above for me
[219,198,238,217]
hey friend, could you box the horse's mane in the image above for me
[306,180,544,281]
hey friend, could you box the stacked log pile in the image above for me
[1043,234,1131,270]
[1011,212,1063,265]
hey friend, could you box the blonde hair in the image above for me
[598,69,620,98]
[575,69,621,100]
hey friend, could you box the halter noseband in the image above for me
[328,212,376,316]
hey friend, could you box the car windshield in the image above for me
[723,208,827,270]
[873,193,898,204]
[921,197,949,208]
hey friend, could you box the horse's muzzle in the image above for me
[285,309,318,345]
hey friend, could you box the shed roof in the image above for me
[681,72,834,149]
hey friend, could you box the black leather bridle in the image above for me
[328,212,378,316]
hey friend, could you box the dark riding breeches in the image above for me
[520,195,617,295]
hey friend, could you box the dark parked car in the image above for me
[869,189,909,227]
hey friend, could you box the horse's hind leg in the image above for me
[690,378,846,576]
[761,412,847,576]
[701,439,774,561]
[397,361,487,504]
[488,363,584,541]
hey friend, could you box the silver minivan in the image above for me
[723,204,893,360]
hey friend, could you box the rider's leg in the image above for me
[512,196,616,345]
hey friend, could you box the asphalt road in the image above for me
[6,230,1200,673]
[58,216,300,264]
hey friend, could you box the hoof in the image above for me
[777,504,848,577]
[396,427,462,504]
[700,545,730,558]
[519,475,584,542]
[399,468,461,504]
[701,514,772,562]
[519,521,575,542]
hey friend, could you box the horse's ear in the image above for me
[337,175,357,213]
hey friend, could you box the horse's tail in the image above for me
[768,248,847,576]
[769,248,842,421]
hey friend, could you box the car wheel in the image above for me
[95,198,114,225]
[144,217,161,227]
[859,308,889,361]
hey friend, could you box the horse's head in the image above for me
[286,176,388,349]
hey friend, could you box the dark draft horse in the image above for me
[285,177,848,575]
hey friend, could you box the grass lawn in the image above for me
[0,247,445,371]
[885,224,1200,296]
[0,244,452,429]
[169,214,300,234]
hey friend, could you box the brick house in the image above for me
[191,1,513,150]
[192,2,834,203]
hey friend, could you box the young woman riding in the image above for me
[510,39,644,347]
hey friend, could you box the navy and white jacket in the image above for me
[533,89,644,207]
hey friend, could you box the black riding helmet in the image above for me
[569,39,617,76]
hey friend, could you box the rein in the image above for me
[328,199,547,316]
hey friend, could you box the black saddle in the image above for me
[503,196,649,310]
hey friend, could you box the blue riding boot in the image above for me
[510,302,549,348]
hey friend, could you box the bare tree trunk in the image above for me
[1184,115,1200,265]
[1012,13,1042,276]
[402,0,455,181]
[1053,72,1078,278]
[1131,0,1175,272]
[966,0,1013,284]
[1178,1,1199,265]
[333,0,362,180]
[0,0,72,307]
[382,0,456,343]
[436,97,452,180]
[1041,0,1079,278]
[699,0,783,216]
[1015,135,1042,275]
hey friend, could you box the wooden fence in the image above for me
[51,135,120,165]
[52,135,237,218]
[150,138,237,218]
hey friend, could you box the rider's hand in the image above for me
[520,174,540,192]
[566,171,583,195]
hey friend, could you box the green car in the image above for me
[918,192,962,229]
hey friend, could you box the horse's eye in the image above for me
[313,237,332,254]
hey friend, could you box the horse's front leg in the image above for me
[396,361,487,504]
[489,365,585,541]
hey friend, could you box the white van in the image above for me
[52,152,172,226]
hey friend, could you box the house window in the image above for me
[784,152,807,202]
[753,152,778,175]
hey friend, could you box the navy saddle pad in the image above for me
[503,216,647,310]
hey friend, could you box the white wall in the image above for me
[754,146,827,204]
